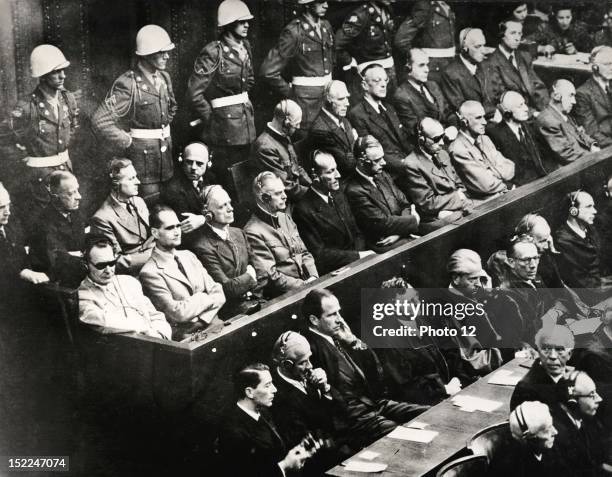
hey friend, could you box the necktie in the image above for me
[333,338,367,382]
[125,200,135,216]
[508,53,518,70]
[518,126,526,145]
[0,227,6,240]
[174,255,188,279]
[260,414,285,448]
[420,83,434,104]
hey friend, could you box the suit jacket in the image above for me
[595,197,612,275]
[308,109,357,176]
[402,148,468,220]
[449,132,515,199]
[347,99,413,176]
[478,48,549,111]
[90,194,154,274]
[487,120,553,185]
[139,247,225,338]
[293,188,365,275]
[344,170,418,245]
[510,359,567,412]
[580,328,612,426]
[217,405,286,477]
[575,77,612,148]
[537,104,596,165]
[160,168,209,220]
[190,224,257,315]
[0,219,31,305]
[244,207,318,298]
[392,79,450,136]
[440,57,495,117]
[78,275,172,339]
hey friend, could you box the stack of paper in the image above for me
[344,461,388,472]
[451,395,503,412]
[487,369,522,386]
[387,426,438,443]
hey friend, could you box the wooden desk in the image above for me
[326,358,532,477]
[533,53,591,87]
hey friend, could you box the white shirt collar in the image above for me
[309,326,336,347]
[364,95,384,114]
[277,367,307,395]
[322,107,342,127]
[267,121,287,138]
[594,75,609,94]
[210,224,229,241]
[312,187,329,204]
[236,402,260,421]
[506,121,522,140]
[356,167,376,185]
[550,104,568,122]
[460,55,478,75]
[566,220,587,239]
[460,130,476,145]
[498,44,515,61]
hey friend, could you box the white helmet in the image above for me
[135,25,175,56]
[30,45,70,78]
[218,0,254,28]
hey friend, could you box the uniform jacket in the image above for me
[402,148,468,220]
[344,170,418,244]
[538,20,593,54]
[92,64,177,183]
[395,1,455,52]
[217,405,286,477]
[78,275,172,339]
[537,104,596,165]
[139,247,225,336]
[308,109,357,175]
[244,207,318,298]
[335,2,395,68]
[487,120,552,185]
[31,205,87,288]
[251,125,311,201]
[90,194,154,275]
[293,188,365,275]
[348,99,412,175]
[260,15,334,97]
[554,222,602,292]
[186,35,255,146]
[392,79,450,138]
[11,86,78,158]
[574,77,612,148]
[478,48,549,111]
[449,132,515,199]
[190,224,257,301]
[440,57,495,117]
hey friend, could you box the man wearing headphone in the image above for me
[575,46,612,148]
[244,171,318,298]
[90,158,155,275]
[160,142,212,246]
[440,28,500,123]
[537,79,599,165]
[252,99,311,203]
[449,100,515,199]
[488,90,553,185]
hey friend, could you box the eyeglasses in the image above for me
[90,258,118,270]
[427,133,445,143]
[515,256,540,265]
[539,346,570,356]
[573,391,600,399]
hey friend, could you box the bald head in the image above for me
[551,79,576,114]
[272,99,302,136]
[421,117,444,138]
[500,91,529,123]
[272,331,313,381]
[459,100,487,135]
[419,117,445,155]
[182,142,210,181]
[184,142,209,161]
[510,401,557,449]
[460,28,487,63]
[325,80,350,118]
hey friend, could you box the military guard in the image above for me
[92,25,177,203]
[335,1,397,101]
[260,0,334,130]
[186,0,255,196]
[10,45,78,223]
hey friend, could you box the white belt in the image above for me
[130,125,171,140]
[25,149,69,168]
[291,74,332,87]
[210,92,250,109]
[358,56,394,72]
[422,47,456,58]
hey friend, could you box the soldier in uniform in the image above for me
[395,0,456,82]
[10,45,78,229]
[92,24,177,204]
[335,1,397,101]
[260,0,334,131]
[186,0,255,197]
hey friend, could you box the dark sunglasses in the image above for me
[91,258,118,270]
[427,133,445,143]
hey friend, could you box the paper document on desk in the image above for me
[487,369,522,386]
[452,395,503,412]
[388,426,438,443]
[344,461,388,472]
[568,318,600,336]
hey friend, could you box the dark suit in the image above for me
[217,405,286,477]
[440,56,495,117]
[344,171,418,248]
[487,120,553,185]
[575,77,612,148]
[580,328,612,430]
[190,224,258,319]
[306,329,427,446]
[595,197,612,275]
[308,109,357,176]
[478,48,549,111]
[0,219,30,307]
[510,359,566,412]
[347,99,413,176]
[293,188,366,275]
[392,79,450,137]
[160,168,208,219]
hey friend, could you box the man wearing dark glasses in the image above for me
[78,236,172,339]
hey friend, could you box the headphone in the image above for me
[254,171,276,203]
[512,404,533,438]
[276,331,296,367]
[498,20,509,41]
[309,149,325,182]
[201,184,222,222]
[498,90,515,121]
[460,27,473,53]
[416,119,427,148]
[178,142,213,168]
[568,190,582,217]
[563,370,583,409]
[455,111,469,129]
[280,99,292,129]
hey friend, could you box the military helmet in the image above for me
[218,0,254,28]
[135,25,175,56]
[30,45,70,78]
